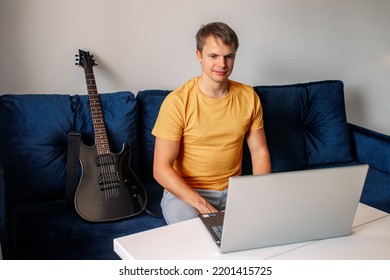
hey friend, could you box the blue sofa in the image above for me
[0,80,389,260]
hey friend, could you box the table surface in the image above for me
[114,203,390,260]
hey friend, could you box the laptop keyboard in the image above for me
[211,225,223,240]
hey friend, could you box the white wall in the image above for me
[1,0,390,134]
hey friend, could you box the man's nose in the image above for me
[218,56,226,67]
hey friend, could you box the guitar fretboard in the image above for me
[84,70,110,156]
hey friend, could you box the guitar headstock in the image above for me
[75,49,97,70]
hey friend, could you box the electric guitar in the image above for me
[74,49,147,222]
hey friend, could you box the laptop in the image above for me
[199,164,369,253]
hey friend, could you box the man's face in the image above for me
[196,36,236,84]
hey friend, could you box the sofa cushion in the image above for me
[136,90,171,184]
[254,85,307,172]
[254,81,352,171]
[303,81,353,166]
[0,92,140,205]
[73,91,140,176]
[0,94,73,204]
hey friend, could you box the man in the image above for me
[152,22,271,224]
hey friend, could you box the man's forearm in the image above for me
[252,149,271,175]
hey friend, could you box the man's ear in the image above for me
[196,50,202,62]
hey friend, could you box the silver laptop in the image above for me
[199,164,369,253]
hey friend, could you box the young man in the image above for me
[152,22,271,224]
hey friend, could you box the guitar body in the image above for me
[74,141,147,222]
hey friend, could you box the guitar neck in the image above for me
[83,68,110,155]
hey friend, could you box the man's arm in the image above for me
[153,137,217,214]
[246,128,271,175]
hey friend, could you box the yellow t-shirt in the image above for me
[152,78,264,191]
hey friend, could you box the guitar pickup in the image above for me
[95,154,116,166]
[98,172,121,190]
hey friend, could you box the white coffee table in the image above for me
[114,203,389,260]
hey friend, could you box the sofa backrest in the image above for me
[0,81,353,203]
[0,91,138,205]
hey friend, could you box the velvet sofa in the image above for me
[0,80,389,260]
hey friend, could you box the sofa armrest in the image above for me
[349,123,390,174]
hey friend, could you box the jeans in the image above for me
[161,188,228,224]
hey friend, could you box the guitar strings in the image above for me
[94,110,119,199]
[87,73,120,199]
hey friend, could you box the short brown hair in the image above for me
[196,22,239,52]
